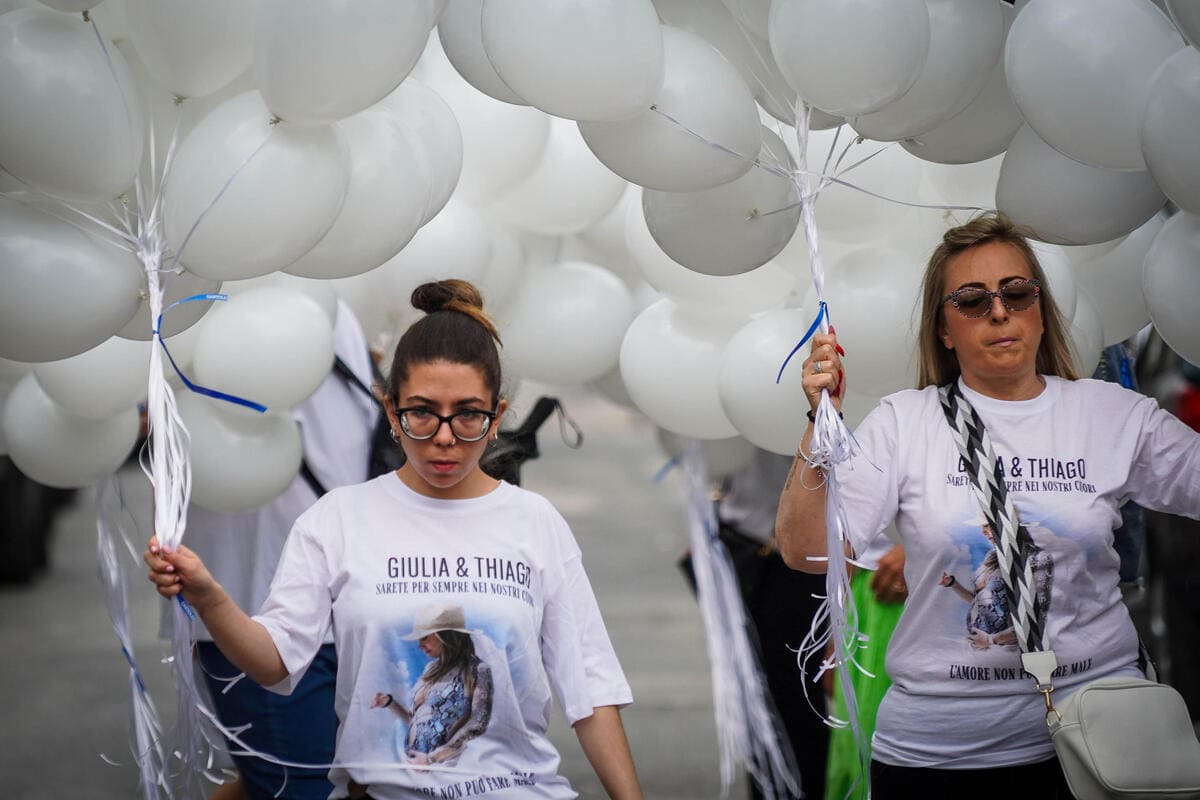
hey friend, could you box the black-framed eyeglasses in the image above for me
[941,279,1041,318]
[395,406,497,442]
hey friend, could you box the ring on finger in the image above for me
[813,360,823,374]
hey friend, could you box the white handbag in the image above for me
[939,382,1200,800]
[1048,677,1200,800]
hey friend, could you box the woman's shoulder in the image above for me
[292,474,394,530]
[1050,376,1155,411]
[494,482,565,519]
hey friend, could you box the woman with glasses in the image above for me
[775,212,1200,798]
[146,280,643,800]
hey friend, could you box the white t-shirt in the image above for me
[838,376,1200,768]
[184,300,378,633]
[254,475,633,799]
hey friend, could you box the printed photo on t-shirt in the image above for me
[938,511,1055,652]
[370,602,506,767]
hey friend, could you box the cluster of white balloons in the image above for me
[1,0,1198,505]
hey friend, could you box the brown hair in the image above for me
[386,279,503,406]
[423,630,479,692]
[916,211,1078,388]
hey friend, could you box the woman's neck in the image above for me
[959,371,1046,401]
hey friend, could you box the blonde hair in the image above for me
[916,212,1078,388]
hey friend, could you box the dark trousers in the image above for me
[870,757,1073,799]
[198,642,339,800]
[718,525,830,800]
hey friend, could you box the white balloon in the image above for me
[177,391,302,512]
[163,91,351,281]
[1140,46,1200,216]
[374,199,496,335]
[1070,213,1165,346]
[769,0,930,117]
[158,321,204,380]
[619,298,743,438]
[718,308,818,455]
[851,0,1005,142]
[0,357,31,384]
[900,51,1023,165]
[997,125,1166,245]
[0,358,30,454]
[654,0,798,125]
[816,245,924,396]
[1028,241,1078,322]
[642,126,800,275]
[480,0,663,121]
[36,0,99,10]
[655,428,757,479]
[125,0,253,98]
[220,272,339,326]
[412,36,548,205]
[920,155,1004,210]
[578,25,761,192]
[3,372,138,488]
[1005,0,1184,171]
[0,1,38,14]
[624,188,803,314]
[371,79,463,225]
[254,0,437,124]
[1166,0,1200,47]
[0,8,144,201]
[720,0,769,38]
[500,261,634,385]
[804,129,923,245]
[489,117,627,236]
[0,196,142,362]
[192,286,334,413]
[118,268,222,341]
[437,0,526,105]
[1143,211,1200,364]
[1068,289,1105,377]
[573,183,641,281]
[34,336,150,419]
[115,38,256,184]
[589,364,638,410]
[478,219,528,317]
[285,103,431,279]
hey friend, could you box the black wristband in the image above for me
[947,575,956,587]
[383,694,393,708]
[806,409,845,423]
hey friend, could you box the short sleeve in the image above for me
[836,399,903,559]
[1126,398,1200,518]
[537,512,632,726]
[252,515,335,695]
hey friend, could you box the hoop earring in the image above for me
[390,428,400,443]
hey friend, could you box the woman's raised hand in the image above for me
[144,536,221,611]
[801,328,846,414]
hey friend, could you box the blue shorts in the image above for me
[197,641,338,800]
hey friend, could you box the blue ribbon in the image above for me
[776,301,828,384]
[121,646,148,694]
[155,293,267,414]
[651,456,680,484]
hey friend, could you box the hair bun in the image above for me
[411,279,484,315]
